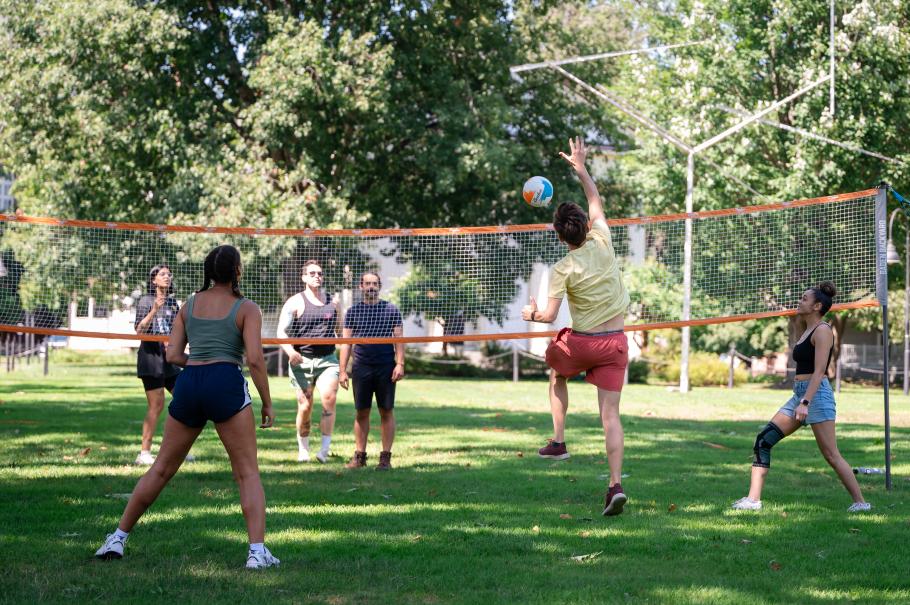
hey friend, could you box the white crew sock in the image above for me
[297,435,309,452]
[249,542,265,554]
[140,449,151,456]
[320,435,331,453]
[114,528,129,540]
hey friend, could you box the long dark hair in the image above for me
[147,264,174,296]
[198,245,242,297]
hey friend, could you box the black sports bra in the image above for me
[792,322,832,375]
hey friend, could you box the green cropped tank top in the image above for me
[185,294,245,365]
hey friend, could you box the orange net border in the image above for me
[0,188,880,344]
[0,300,881,344]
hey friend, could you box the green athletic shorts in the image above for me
[289,353,340,390]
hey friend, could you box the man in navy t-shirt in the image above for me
[339,272,405,470]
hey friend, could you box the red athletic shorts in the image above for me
[545,328,628,391]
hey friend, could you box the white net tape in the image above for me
[0,190,879,344]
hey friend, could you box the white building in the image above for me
[0,174,14,212]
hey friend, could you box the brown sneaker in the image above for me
[376,450,392,471]
[602,483,627,516]
[345,451,367,469]
[538,439,570,460]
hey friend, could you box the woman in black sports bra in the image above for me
[732,281,870,513]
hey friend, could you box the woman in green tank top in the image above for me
[95,245,280,569]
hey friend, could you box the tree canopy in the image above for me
[0,0,906,343]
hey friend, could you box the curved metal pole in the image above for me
[830,0,836,116]
[693,75,831,153]
[680,152,695,393]
[510,41,707,74]
[714,106,904,165]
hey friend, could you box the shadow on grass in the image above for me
[1,395,908,604]
[0,383,138,395]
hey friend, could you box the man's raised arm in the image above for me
[559,136,605,224]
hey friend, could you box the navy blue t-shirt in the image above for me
[344,300,403,366]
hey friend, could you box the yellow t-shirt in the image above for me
[548,218,629,331]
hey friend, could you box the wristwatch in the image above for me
[800,398,811,407]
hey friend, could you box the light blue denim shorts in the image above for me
[778,377,836,425]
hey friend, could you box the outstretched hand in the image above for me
[558,136,588,173]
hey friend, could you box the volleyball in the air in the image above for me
[522,176,554,208]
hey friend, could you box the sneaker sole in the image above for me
[538,452,570,460]
[96,551,122,560]
[602,493,627,516]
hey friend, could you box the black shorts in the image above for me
[141,374,178,392]
[352,363,396,411]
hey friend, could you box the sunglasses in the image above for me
[307,271,323,276]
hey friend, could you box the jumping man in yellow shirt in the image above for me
[522,136,631,516]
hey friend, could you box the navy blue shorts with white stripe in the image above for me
[168,363,252,428]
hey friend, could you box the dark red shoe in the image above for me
[538,439,570,460]
[602,483,627,516]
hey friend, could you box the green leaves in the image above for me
[0,0,199,222]
[1,1,633,324]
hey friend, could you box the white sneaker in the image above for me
[848,502,872,513]
[316,449,329,463]
[297,448,310,463]
[95,533,127,559]
[245,546,280,569]
[134,452,155,465]
[731,497,762,510]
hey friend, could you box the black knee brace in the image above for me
[752,422,785,468]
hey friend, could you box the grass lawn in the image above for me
[1,354,908,604]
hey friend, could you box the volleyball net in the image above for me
[0,188,883,345]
